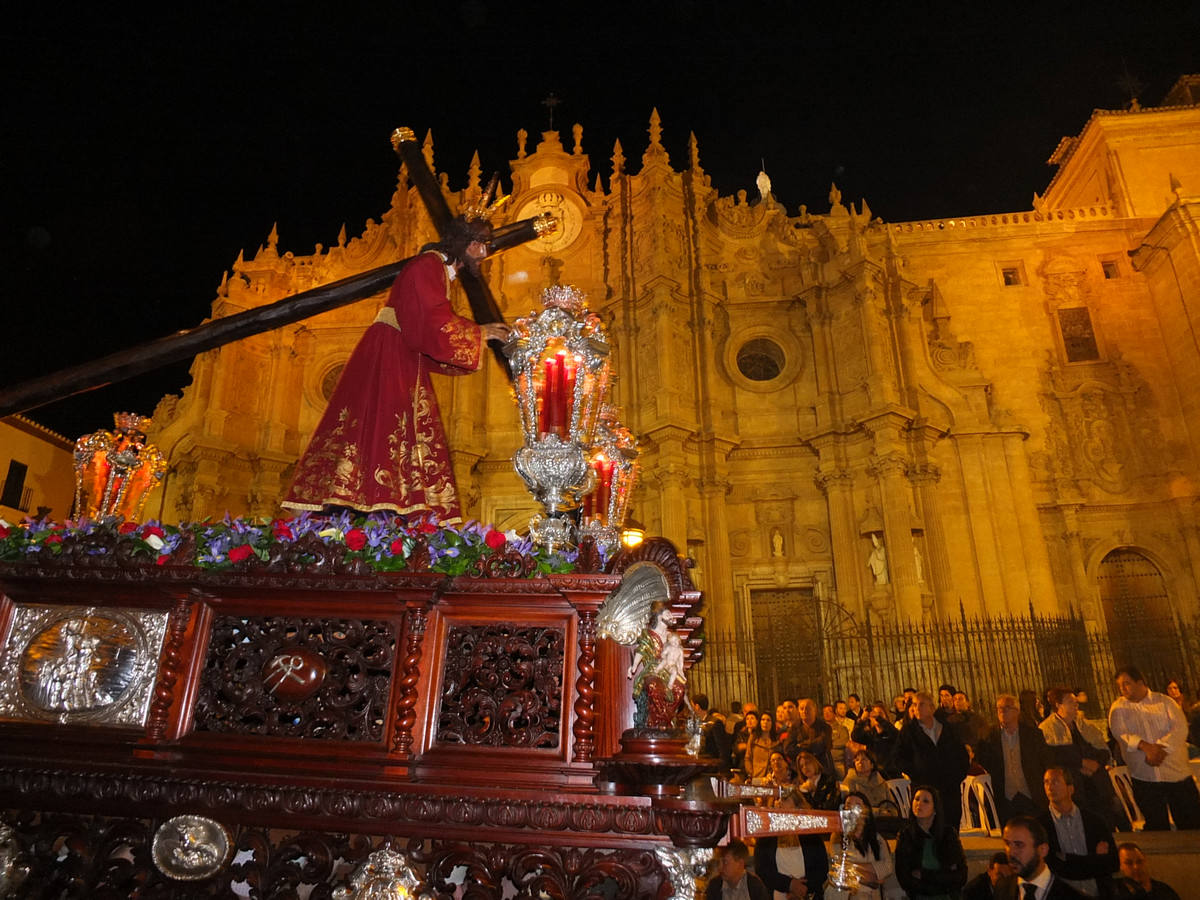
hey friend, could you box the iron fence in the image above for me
[688,602,1200,719]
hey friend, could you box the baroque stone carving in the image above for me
[193,616,395,741]
[435,624,565,748]
[0,605,168,727]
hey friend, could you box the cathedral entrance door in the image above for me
[1096,548,1185,688]
[749,589,822,709]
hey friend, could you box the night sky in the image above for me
[3,3,1197,439]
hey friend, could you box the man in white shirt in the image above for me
[1107,666,1200,830]
[1002,816,1085,899]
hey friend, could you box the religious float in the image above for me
[0,133,861,899]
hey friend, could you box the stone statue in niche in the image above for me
[867,533,889,586]
[913,542,925,585]
[628,602,688,730]
[771,528,784,558]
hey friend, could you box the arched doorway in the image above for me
[1096,548,1183,689]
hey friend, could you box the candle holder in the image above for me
[578,407,639,553]
[506,285,611,550]
[825,803,866,894]
[73,413,167,522]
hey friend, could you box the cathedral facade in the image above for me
[151,78,1200,659]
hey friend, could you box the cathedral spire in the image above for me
[422,130,435,169]
[642,108,669,166]
[468,150,482,193]
[612,139,625,176]
[688,132,701,171]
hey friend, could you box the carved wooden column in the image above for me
[572,609,596,763]
[392,604,428,756]
[145,597,195,742]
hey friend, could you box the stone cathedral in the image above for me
[151,77,1200,663]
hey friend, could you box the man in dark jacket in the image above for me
[895,691,970,829]
[783,698,834,775]
[1037,767,1118,897]
[998,816,1086,899]
[976,693,1051,824]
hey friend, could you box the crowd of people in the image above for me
[695,666,1199,899]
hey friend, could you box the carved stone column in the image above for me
[953,432,1006,614]
[814,468,862,615]
[698,477,735,633]
[868,452,921,619]
[1001,431,1060,611]
[909,463,955,614]
[1060,505,1099,622]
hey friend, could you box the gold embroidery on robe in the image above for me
[289,407,363,501]
[441,318,481,368]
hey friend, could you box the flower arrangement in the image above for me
[0,511,586,577]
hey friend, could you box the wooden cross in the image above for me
[0,128,555,415]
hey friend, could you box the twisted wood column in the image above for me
[572,609,597,763]
[145,597,194,742]
[392,605,428,755]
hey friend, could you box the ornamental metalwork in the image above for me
[73,411,167,521]
[193,616,394,741]
[654,846,712,900]
[435,624,564,748]
[151,814,233,881]
[740,807,836,836]
[505,284,611,550]
[332,846,426,899]
[0,605,168,727]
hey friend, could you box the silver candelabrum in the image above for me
[505,285,612,551]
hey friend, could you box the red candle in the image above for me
[554,351,568,437]
[564,363,577,433]
[542,359,556,437]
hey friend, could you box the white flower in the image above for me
[145,534,165,551]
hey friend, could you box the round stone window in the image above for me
[320,364,345,402]
[736,338,785,382]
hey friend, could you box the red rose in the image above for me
[141,525,165,539]
[272,519,294,540]
[389,538,405,555]
[228,544,255,563]
[484,529,506,550]
[118,521,138,534]
[418,521,438,535]
[156,554,169,566]
[345,528,368,551]
[0,526,10,539]
[44,534,63,545]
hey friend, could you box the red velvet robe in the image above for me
[282,252,485,522]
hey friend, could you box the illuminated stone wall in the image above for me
[150,79,1200,636]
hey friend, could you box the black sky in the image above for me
[3,3,1197,439]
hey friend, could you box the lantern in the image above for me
[73,413,166,522]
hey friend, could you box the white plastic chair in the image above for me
[886,777,912,818]
[1109,765,1145,831]
[959,773,1001,835]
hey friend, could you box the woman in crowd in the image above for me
[894,785,968,898]
[759,749,797,791]
[842,748,892,813]
[1018,689,1043,729]
[826,792,901,900]
[742,710,779,781]
[794,750,840,811]
[731,709,758,776]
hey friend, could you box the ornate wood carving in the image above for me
[436,624,564,748]
[571,610,596,763]
[193,616,395,741]
[392,604,428,754]
[144,597,194,741]
[410,840,666,900]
